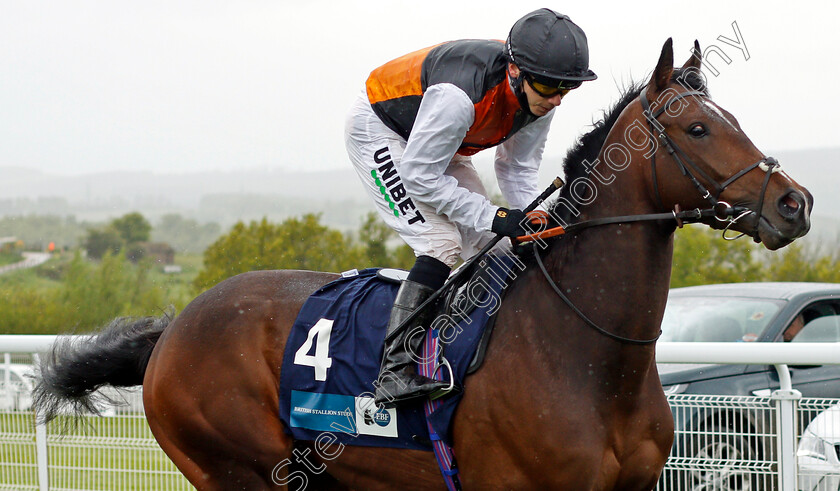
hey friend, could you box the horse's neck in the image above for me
[536,162,675,387]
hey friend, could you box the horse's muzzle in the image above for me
[755,188,812,250]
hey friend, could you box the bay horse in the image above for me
[34,39,812,490]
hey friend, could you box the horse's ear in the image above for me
[648,38,674,93]
[681,40,702,71]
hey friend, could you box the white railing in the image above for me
[0,335,60,353]
[0,338,190,490]
[656,342,840,491]
[0,337,838,490]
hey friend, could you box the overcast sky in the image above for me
[1,1,838,177]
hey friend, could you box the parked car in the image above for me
[0,363,35,411]
[0,362,127,416]
[656,282,840,490]
[797,403,840,491]
[660,282,840,397]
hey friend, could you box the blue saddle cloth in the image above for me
[278,259,513,450]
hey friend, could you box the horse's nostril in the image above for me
[777,191,803,219]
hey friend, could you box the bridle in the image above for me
[639,86,781,242]
[529,85,783,345]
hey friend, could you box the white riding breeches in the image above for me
[345,93,500,267]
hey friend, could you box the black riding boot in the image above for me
[374,280,449,407]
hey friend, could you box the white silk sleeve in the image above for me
[494,109,554,210]
[399,83,498,232]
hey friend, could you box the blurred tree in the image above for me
[670,225,765,287]
[111,212,151,244]
[391,243,416,270]
[0,250,168,333]
[193,214,362,291]
[59,251,164,331]
[354,212,416,270]
[766,241,840,283]
[83,228,123,260]
[356,212,393,268]
[84,213,160,261]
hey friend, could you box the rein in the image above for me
[533,243,661,345]
[515,206,741,243]
[524,206,740,345]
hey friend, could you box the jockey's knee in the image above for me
[422,237,461,269]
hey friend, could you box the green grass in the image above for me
[0,412,191,490]
[0,253,22,267]
[0,257,64,290]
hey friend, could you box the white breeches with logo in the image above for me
[345,94,496,267]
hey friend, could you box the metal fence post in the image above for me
[32,353,49,491]
[4,353,10,409]
[771,364,801,491]
[35,418,49,491]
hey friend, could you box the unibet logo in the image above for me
[370,147,426,225]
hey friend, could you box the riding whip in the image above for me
[385,177,564,341]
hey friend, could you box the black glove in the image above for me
[491,207,528,238]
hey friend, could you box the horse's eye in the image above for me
[688,123,707,138]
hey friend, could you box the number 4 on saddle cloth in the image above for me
[278,254,519,450]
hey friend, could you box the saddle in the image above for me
[277,254,519,450]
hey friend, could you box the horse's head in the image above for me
[638,39,812,250]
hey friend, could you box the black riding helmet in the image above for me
[506,9,596,112]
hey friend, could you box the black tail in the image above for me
[32,310,173,424]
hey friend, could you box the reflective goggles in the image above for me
[525,74,582,98]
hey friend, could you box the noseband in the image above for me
[639,88,780,242]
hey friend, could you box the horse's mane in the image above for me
[549,69,707,224]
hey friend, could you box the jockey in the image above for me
[345,9,597,406]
